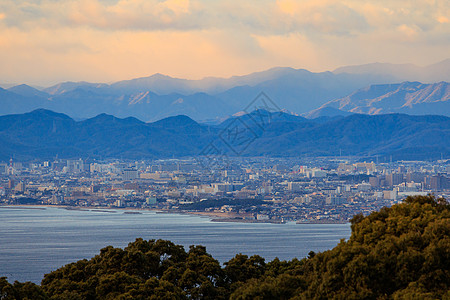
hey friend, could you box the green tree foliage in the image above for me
[2,195,449,299]
[40,239,225,299]
[231,195,450,299]
[0,277,48,300]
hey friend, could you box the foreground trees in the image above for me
[2,195,449,299]
[0,278,47,300]
[230,195,450,299]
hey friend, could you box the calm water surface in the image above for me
[0,206,351,283]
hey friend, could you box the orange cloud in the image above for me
[0,0,448,86]
[277,0,298,15]
[437,16,449,23]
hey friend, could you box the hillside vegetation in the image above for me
[1,109,449,160]
[1,195,448,299]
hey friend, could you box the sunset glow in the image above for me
[0,0,449,86]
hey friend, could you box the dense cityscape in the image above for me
[1,157,449,223]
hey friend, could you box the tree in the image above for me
[0,277,48,300]
[4,195,449,300]
[231,195,450,299]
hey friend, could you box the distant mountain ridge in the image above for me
[7,84,49,99]
[307,81,450,117]
[0,109,448,161]
[333,59,450,83]
[1,60,449,122]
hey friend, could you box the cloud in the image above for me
[0,0,448,86]
[0,0,203,31]
[437,16,449,24]
[1,0,446,38]
[253,33,330,70]
[397,24,420,41]
[0,0,369,35]
[0,26,272,85]
[64,0,204,31]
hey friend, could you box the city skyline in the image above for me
[1,1,449,297]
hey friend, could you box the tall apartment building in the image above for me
[386,173,404,186]
[123,169,138,181]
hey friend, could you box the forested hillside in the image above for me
[1,195,448,299]
[1,109,450,161]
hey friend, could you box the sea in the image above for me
[0,206,351,284]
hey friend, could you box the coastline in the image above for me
[0,204,349,224]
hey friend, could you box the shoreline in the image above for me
[0,204,349,224]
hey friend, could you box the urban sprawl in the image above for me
[1,157,449,223]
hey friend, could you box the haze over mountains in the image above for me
[305,81,450,118]
[0,109,448,161]
[1,60,449,122]
[333,59,450,83]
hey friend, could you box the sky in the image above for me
[0,0,449,87]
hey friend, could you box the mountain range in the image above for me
[305,81,450,118]
[1,109,448,161]
[1,60,449,122]
[333,59,450,83]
